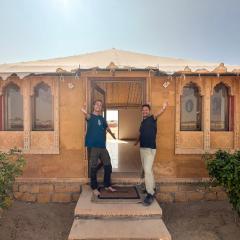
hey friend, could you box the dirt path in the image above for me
[0,200,239,240]
[161,201,240,240]
[0,201,75,240]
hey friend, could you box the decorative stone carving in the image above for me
[210,78,234,96]
[0,77,24,96]
[163,81,170,88]
[0,73,31,81]
[106,62,118,70]
[232,69,240,74]
[212,63,227,73]
[56,68,67,73]
[183,66,192,73]
[30,78,54,96]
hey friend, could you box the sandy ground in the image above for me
[161,201,240,240]
[0,200,239,240]
[0,201,75,240]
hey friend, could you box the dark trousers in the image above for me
[88,147,112,189]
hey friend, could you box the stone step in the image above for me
[68,185,171,240]
[74,186,162,218]
[68,218,171,240]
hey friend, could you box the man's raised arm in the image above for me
[154,101,168,120]
[107,127,116,139]
[81,107,91,120]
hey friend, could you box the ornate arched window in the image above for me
[180,82,202,131]
[32,82,54,131]
[3,83,23,131]
[211,83,233,131]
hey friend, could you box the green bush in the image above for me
[204,150,240,216]
[0,148,26,209]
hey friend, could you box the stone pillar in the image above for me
[23,78,31,152]
[204,79,211,151]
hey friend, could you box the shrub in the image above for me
[204,150,240,216]
[0,148,26,208]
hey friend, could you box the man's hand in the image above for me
[81,108,87,115]
[154,101,168,119]
[81,105,90,120]
[134,138,140,146]
[162,101,168,110]
[134,141,139,146]
[111,133,116,140]
[107,127,116,140]
[134,135,140,146]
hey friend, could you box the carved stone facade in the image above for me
[0,76,59,154]
[175,75,239,154]
[0,71,239,179]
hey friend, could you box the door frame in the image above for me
[85,76,148,177]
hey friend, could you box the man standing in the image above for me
[135,101,168,206]
[81,100,116,196]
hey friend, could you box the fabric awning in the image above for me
[0,48,239,80]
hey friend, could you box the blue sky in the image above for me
[0,0,239,65]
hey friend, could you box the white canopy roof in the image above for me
[0,48,240,79]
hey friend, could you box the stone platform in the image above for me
[68,185,171,240]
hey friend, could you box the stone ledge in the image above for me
[13,180,227,203]
[13,181,82,203]
[16,177,88,184]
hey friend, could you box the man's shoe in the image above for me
[93,188,100,196]
[143,193,154,206]
[105,186,117,192]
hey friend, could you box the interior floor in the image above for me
[106,139,142,173]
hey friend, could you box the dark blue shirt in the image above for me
[140,115,157,149]
[85,114,108,148]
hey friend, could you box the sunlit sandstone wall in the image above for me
[21,76,86,178]
[151,74,239,180]
[151,76,208,179]
[4,72,237,180]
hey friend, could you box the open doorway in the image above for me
[89,78,146,176]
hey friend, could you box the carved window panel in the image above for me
[210,132,234,150]
[27,78,59,154]
[32,82,54,131]
[0,77,59,154]
[176,76,238,154]
[210,83,230,131]
[180,83,202,131]
[4,83,23,131]
[0,131,24,151]
[175,78,205,154]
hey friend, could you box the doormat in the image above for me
[91,185,143,204]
